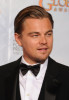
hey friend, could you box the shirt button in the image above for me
[27,94,29,96]
[29,72,32,76]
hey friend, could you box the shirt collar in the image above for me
[21,56,39,65]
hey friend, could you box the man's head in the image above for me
[14,5,54,64]
[14,5,54,34]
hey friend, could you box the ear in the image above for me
[14,33,22,46]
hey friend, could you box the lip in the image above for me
[37,48,48,52]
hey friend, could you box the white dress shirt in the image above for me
[19,57,48,100]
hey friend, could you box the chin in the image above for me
[35,57,48,64]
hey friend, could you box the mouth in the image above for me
[37,48,48,52]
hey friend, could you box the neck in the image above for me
[22,56,39,65]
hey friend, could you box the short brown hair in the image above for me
[14,5,54,34]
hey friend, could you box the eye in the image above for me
[46,32,52,36]
[31,34,39,37]
[33,35,39,37]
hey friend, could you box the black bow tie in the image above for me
[20,63,40,76]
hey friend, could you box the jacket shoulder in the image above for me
[48,57,69,79]
[49,57,69,70]
[0,57,21,77]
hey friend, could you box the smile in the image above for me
[37,48,48,52]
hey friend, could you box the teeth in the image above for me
[38,48,47,50]
[40,48,47,50]
[42,49,45,50]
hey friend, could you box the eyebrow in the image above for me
[46,30,53,34]
[28,30,53,35]
[28,32,40,35]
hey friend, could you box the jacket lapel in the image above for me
[5,57,21,100]
[38,57,61,100]
[38,72,57,100]
[16,73,21,100]
[12,73,21,100]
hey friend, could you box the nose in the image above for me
[39,35,47,45]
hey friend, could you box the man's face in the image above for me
[15,18,53,64]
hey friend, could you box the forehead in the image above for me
[21,18,52,35]
[23,18,52,29]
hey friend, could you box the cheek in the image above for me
[26,39,38,46]
[21,37,39,51]
[48,38,53,47]
[22,40,36,50]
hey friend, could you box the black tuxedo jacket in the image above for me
[0,57,69,100]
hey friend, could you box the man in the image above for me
[0,5,69,100]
